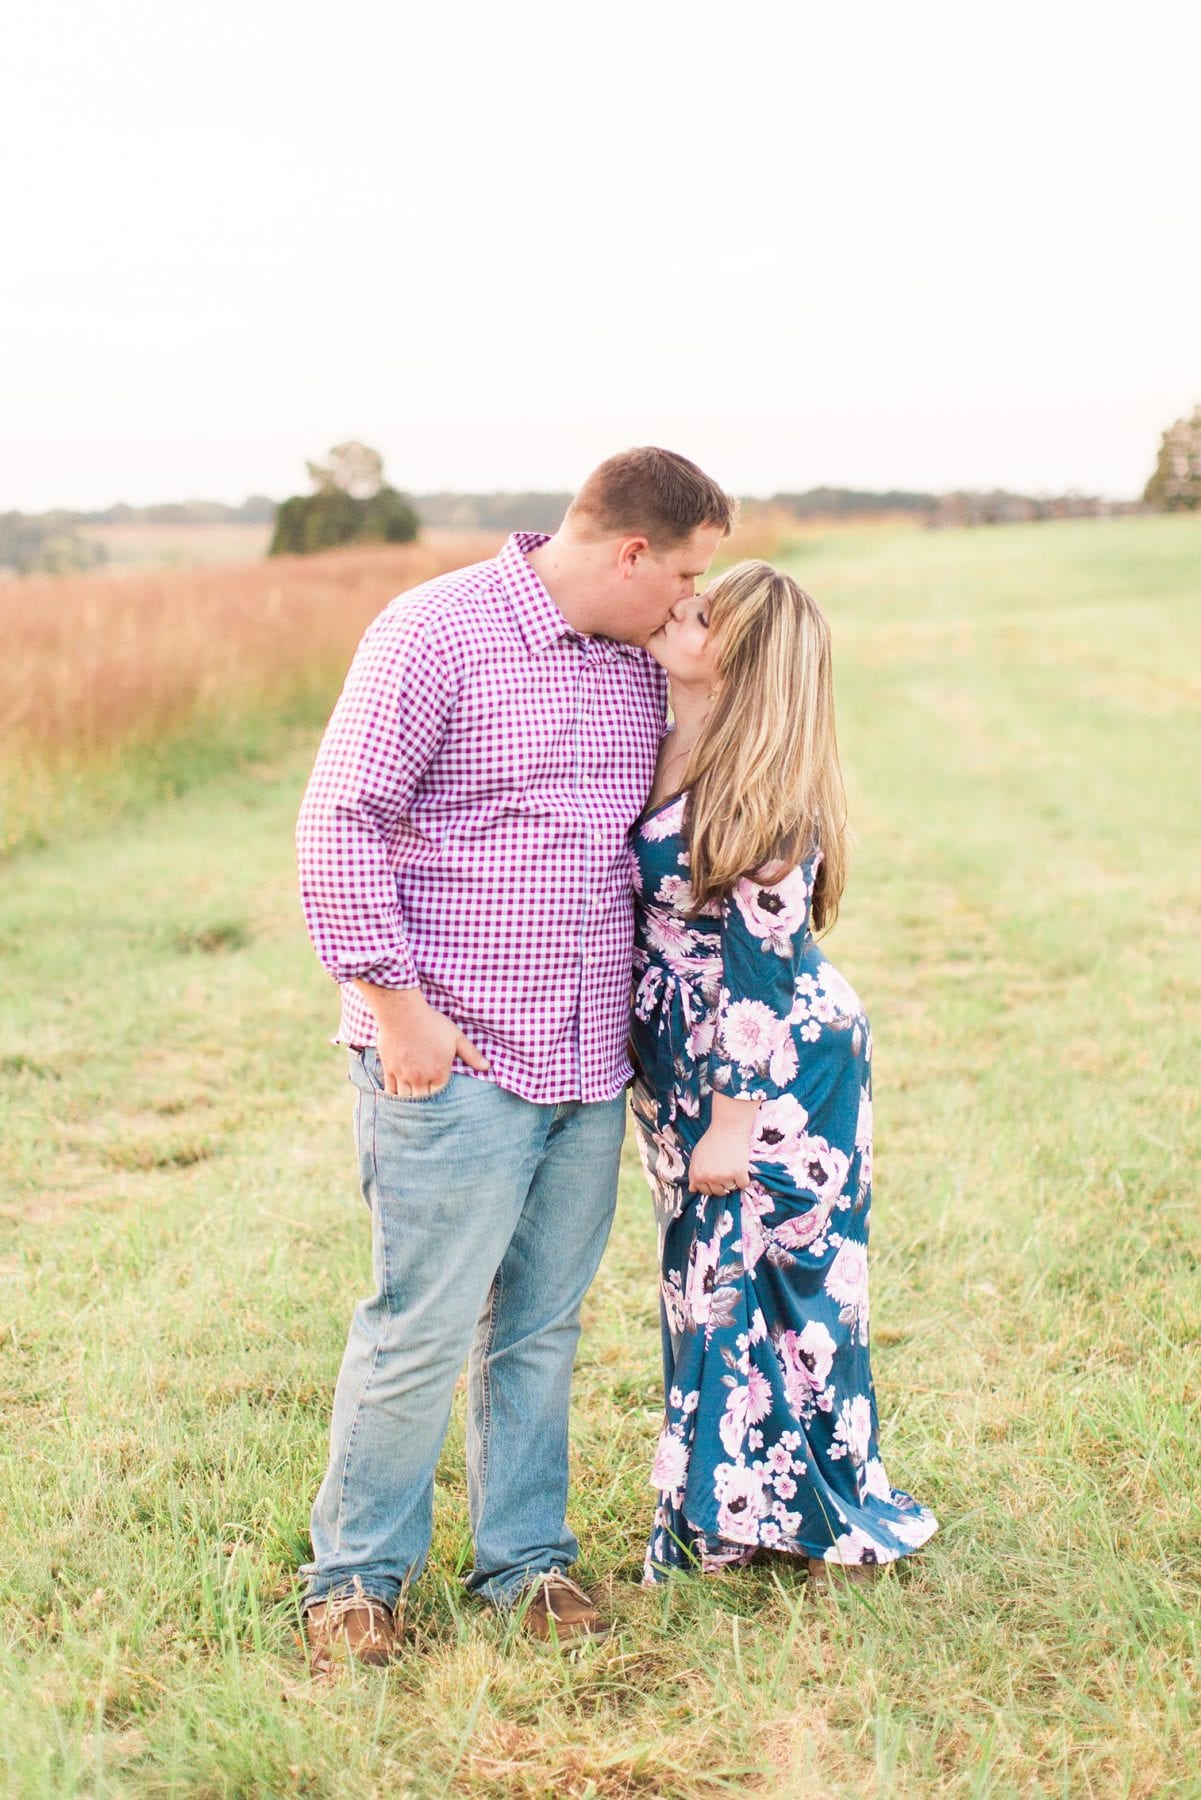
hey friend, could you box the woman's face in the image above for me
[646,593,720,689]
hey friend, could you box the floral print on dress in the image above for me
[630,793,937,1580]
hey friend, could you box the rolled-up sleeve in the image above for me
[296,608,456,990]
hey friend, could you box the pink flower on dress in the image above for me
[752,1095,811,1161]
[656,874,694,912]
[863,1458,892,1502]
[822,1524,895,1567]
[718,1395,746,1459]
[643,909,695,970]
[713,1463,769,1543]
[719,999,781,1069]
[732,866,813,948]
[769,1034,799,1088]
[825,1238,870,1343]
[772,1199,834,1253]
[717,1365,773,1458]
[788,973,819,1018]
[684,1234,722,1328]
[814,959,863,1021]
[832,1394,873,1468]
[777,1319,837,1410]
[642,794,687,841]
[798,1319,837,1386]
[784,1135,850,1202]
[746,1364,773,1422]
[825,1238,868,1308]
[650,1428,690,1498]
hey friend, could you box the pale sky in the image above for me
[3,0,1198,510]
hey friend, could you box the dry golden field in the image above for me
[88,521,274,568]
[0,532,504,767]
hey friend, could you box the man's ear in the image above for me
[616,535,651,578]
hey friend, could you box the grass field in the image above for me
[1,515,1198,1797]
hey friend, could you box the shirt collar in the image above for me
[496,531,642,661]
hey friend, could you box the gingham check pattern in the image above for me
[296,533,667,1103]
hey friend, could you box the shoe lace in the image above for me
[533,1571,593,1612]
[321,1586,393,1639]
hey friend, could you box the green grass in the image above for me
[1,514,1198,1797]
[0,699,336,864]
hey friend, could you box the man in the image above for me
[295,446,734,1663]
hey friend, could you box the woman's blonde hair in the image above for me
[681,561,848,931]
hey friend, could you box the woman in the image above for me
[630,561,937,1587]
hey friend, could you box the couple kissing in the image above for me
[295,446,936,1666]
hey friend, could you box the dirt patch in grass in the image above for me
[174,921,251,955]
[101,1136,216,1173]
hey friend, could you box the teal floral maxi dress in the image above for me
[630,793,938,1581]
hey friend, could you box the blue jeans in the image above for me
[301,1050,625,1611]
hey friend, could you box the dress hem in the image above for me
[641,1506,938,1585]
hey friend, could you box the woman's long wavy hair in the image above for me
[681,561,848,931]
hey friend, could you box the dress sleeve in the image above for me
[711,856,819,1101]
[295,607,457,990]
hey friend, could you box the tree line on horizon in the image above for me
[3,412,1198,574]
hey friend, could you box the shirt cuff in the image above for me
[339,948,420,990]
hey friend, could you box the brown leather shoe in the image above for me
[807,1557,885,1594]
[518,1572,611,1643]
[305,1591,402,1667]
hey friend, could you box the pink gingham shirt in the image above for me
[296,533,667,1103]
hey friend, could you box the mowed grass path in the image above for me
[1,516,1198,1797]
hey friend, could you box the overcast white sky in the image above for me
[2,0,1198,510]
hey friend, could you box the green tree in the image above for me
[1144,405,1201,511]
[360,487,421,543]
[269,444,419,556]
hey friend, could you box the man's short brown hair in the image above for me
[567,447,737,546]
